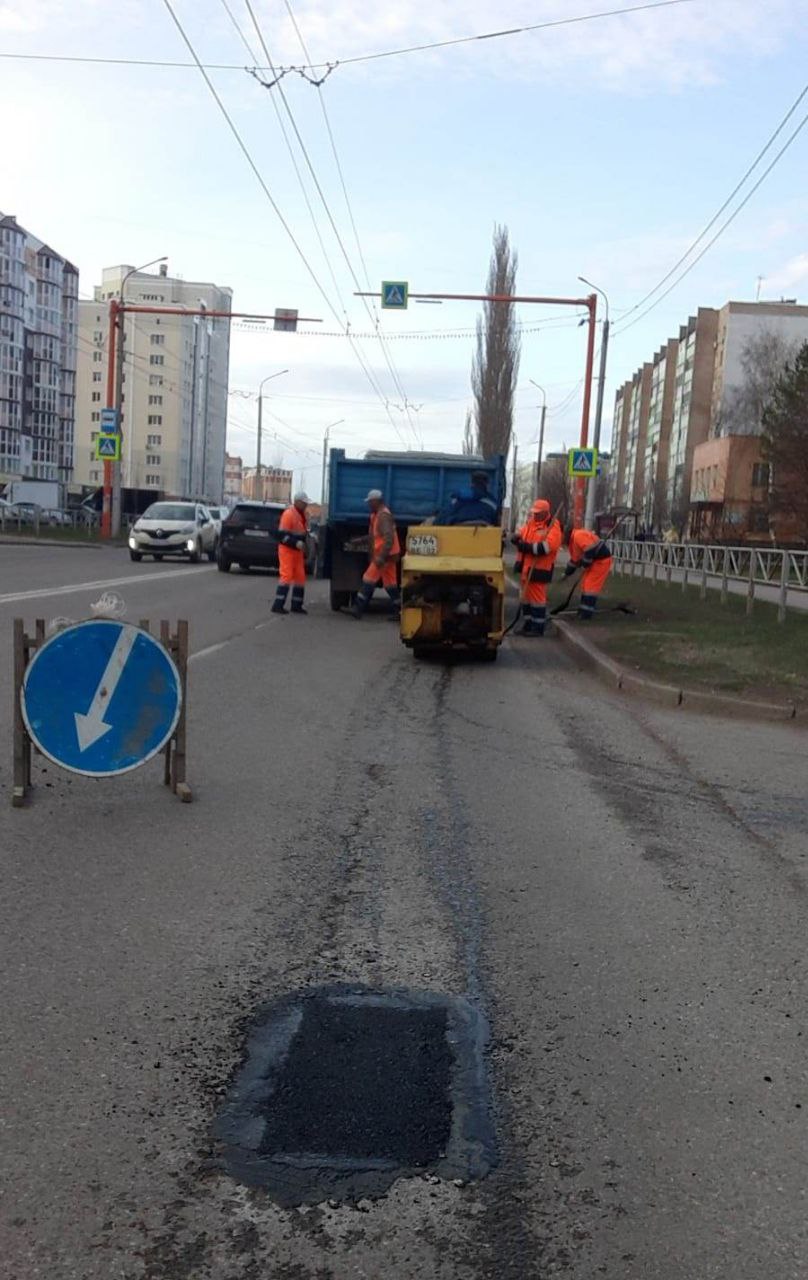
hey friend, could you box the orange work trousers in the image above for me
[363,559,398,589]
[581,557,611,597]
[278,545,306,587]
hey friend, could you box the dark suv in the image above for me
[217,501,285,573]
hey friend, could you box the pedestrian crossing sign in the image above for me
[381,280,408,309]
[568,447,597,477]
[96,433,121,461]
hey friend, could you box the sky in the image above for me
[2,0,808,497]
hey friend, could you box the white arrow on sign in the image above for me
[74,625,138,752]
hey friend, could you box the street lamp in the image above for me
[529,379,547,495]
[109,256,167,537]
[578,276,610,530]
[320,418,345,508]
[256,369,289,482]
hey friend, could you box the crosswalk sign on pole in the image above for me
[96,433,121,461]
[381,281,409,310]
[568,447,598,477]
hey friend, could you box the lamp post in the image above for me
[529,379,547,496]
[578,276,610,531]
[256,369,289,499]
[321,418,345,510]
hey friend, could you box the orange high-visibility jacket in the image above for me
[568,527,611,568]
[516,515,562,583]
[278,504,308,550]
[370,505,400,564]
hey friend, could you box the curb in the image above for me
[553,618,798,725]
[0,535,107,550]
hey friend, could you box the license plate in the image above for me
[408,533,439,555]
[245,528,269,537]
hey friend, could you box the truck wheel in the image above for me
[330,587,350,612]
[129,550,143,562]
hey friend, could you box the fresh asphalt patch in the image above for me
[215,984,497,1207]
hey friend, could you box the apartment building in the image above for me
[224,453,243,504]
[622,362,652,512]
[608,379,632,508]
[243,466,293,503]
[75,264,232,500]
[0,212,77,488]
[641,338,678,528]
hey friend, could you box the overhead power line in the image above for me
[614,78,808,333]
[614,95,808,336]
[0,1,695,74]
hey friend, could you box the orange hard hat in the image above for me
[531,498,551,520]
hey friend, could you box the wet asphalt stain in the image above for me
[214,985,496,1207]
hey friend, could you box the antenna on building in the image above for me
[756,275,764,302]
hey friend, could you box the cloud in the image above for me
[761,253,808,295]
[252,0,801,92]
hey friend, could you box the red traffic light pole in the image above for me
[100,302,323,539]
[354,288,598,527]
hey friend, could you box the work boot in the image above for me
[290,587,307,615]
[271,601,288,615]
[272,584,289,614]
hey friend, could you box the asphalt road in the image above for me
[2,544,807,1279]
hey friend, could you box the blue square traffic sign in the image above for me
[568,448,598,477]
[381,281,408,310]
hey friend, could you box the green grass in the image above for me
[547,572,808,707]
[0,524,106,544]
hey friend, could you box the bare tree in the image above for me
[471,225,521,459]
[462,408,477,456]
[761,341,808,538]
[539,452,573,527]
[717,329,797,436]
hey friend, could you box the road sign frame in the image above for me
[381,281,409,310]
[568,447,598,477]
[95,433,122,461]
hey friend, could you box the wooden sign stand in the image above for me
[11,618,192,808]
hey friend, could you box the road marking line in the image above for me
[189,641,229,663]
[0,565,212,605]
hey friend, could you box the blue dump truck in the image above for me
[321,449,507,612]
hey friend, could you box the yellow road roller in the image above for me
[400,524,505,661]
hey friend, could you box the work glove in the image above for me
[564,563,578,577]
[509,534,522,548]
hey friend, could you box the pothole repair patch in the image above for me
[214,985,496,1206]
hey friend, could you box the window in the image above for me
[90,470,100,482]
[147,414,162,425]
[148,394,163,405]
[148,374,163,387]
[92,371,102,382]
[146,453,161,465]
[93,351,103,363]
[150,333,165,346]
[752,463,770,487]
[91,391,101,402]
[93,330,104,342]
[149,354,164,366]
[147,433,162,446]
[91,431,99,442]
[145,473,161,486]
[91,411,100,422]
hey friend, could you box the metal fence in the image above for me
[609,539,808,622]
[0,508,100,539]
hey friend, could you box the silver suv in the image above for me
[128,501,217,563]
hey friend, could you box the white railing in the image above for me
[609,539,808,621]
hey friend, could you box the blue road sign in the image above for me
[21,620,182,778]
[568,447,598,477]
[96,433,121,460]
[381,280,408,309]
[100,407,119,431]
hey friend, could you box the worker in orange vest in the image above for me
[564,526,613,619]
[511,498,562,635]
[352,489,401,620]
[271,492,310,615]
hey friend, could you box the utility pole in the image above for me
[256,369,289,501]
[320,418,345,510]
[199,303,209,500]
[580,277,610,531]
[529,380,546,495]
[510,440,519,531]
[187,316,199,496]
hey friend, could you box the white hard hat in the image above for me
[364,489,383,502]
[293,491,311,504]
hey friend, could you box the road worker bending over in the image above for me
[564,526,613,620]
[352,489,402,621]
[511,499,563,636]
[271,492,310,615]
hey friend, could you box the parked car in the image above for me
[217,501,285,573]
[10,502,42,525]
[128,501,217,563]
[41,508,73,527]
[207,505,229,538]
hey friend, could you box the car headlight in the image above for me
[186,538,196,551]
[128,536,137,549]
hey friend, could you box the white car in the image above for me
[207,505,229,538]
[128,501,217,563]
